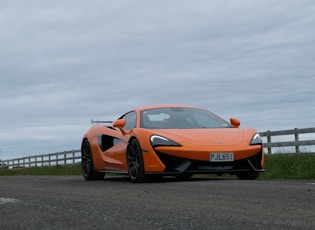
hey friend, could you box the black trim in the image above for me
[152,150,264,175]
[98,135,128,152]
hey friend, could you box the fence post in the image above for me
[295,128,300,153]
[267,130,272,154]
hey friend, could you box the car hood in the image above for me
[154,128,245,146]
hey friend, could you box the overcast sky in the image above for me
[1,0,314,159]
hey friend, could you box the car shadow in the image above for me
[103,175,236,183]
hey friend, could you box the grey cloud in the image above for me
[1,0,314,158]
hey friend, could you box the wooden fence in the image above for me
[1,127,315,169]
[0,150,81,169]
[260,127,315,154]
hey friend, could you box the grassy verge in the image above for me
[1,154,314,179]
[261,153,315,180]
[0,164,81,176]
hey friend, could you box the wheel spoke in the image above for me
[83,151,90,158]
[129,162,139,178]
[82,159,91,166]
[82,155,90,161]
[128,151,135,160]
[82,160,90,175]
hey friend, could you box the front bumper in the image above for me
[147,150,264,175]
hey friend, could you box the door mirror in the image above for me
[113,119,126,129]
[113,119,130,135]
[230,118,240,128]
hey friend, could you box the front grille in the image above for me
[155,150,263,174]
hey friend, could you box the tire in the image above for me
[81,140,105,180]
[127,139,147,183]
[236,171,260,180]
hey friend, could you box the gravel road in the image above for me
[0,176,314,230]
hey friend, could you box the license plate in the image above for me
[210,153,234,162]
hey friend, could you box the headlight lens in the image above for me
[150,135,180,148]
[250,133,262,145]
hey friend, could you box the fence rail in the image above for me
[0,150,81,169]
[259,127,315,154]
[1,127,315,169]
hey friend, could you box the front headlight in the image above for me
[250,133,262,145]
[150,135,181,148]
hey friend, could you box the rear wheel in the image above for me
[236,171,260,180]
[81,140,105,180]
[127,139,147,183]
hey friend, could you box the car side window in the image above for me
[121,111,137,131]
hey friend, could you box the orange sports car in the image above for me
[81,104,264,182]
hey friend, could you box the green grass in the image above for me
[0,164,81,176]
[261,153,315,180]
[1,154,315,179]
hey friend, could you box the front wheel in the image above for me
[127,139,147,183]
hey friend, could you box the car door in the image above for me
[102,111,136,171]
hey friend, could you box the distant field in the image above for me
[1,154,314,179]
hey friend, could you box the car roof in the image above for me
[134,104,200,112]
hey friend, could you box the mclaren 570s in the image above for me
[81,104,264,182]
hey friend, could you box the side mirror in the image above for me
[230,118,240,128]
[113,119,126,129]
[113,119,130,135]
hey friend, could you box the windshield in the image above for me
[140,107,232,129]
